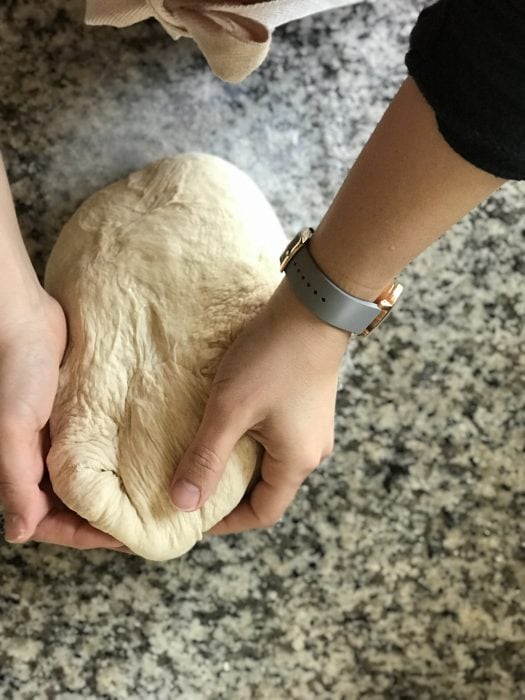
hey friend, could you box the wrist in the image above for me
[0,156,47,321]
[308,231,394,302]
[267,276,352,359]
[278,228,401,341]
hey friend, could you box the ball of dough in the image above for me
[44,154,286,560]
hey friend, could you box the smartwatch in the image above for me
[279,228,403,336]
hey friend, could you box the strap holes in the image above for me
[306,282,310,287]
[321,297,326,302]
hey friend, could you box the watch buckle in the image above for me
[279,227,314,272]
[359,282,404,337]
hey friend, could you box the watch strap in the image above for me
[284,243,384,335]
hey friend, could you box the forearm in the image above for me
[309,76,506,302]
[0,155,42,317]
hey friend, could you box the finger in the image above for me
[32,509,124,550]
[0,432,52,543]
[207,449,309,535]
[112,545,134,555]
[208,480,298,535]
[170,396,249,512]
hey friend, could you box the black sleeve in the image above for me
[405,0,525,181]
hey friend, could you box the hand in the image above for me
[169,278,350,534]
[0,289,125,550]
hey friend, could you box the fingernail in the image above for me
[171,479,201,511]
[5,515,27,543]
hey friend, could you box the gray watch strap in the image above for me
[283,243,381,334]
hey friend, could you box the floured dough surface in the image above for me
[44,154,286,560]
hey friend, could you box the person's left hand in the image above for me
[168,277,350,534]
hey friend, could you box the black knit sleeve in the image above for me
[405,0,525,181]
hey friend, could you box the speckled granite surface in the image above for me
[0,1,524,698]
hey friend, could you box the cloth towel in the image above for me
[85,0,361,82]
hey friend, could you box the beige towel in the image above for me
[85,0,361,82]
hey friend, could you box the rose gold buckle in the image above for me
[359,281,404,337]
[279,227,314,272]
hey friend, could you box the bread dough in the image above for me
[44,154,286,560]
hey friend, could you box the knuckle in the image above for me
[258,512,282,529]
[209,390,236,413]
[249,503,282,530]
[285,466,314,492]
[212,391,253,422]
[261,515,281,529]
[0,478,17,502]
[186,445,223,478]
[69,525,87,550]
[297,448,322,473]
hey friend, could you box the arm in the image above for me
[169,76,506,531]
[308,76,505,305]
[0,156,43,315]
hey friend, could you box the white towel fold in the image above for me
[85,0,361,82]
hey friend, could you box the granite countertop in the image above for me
[0,1,524,698]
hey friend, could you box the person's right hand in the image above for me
[0,289,125,550]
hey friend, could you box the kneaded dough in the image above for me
[44,154,286,560]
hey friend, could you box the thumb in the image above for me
[169,397,248,512]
